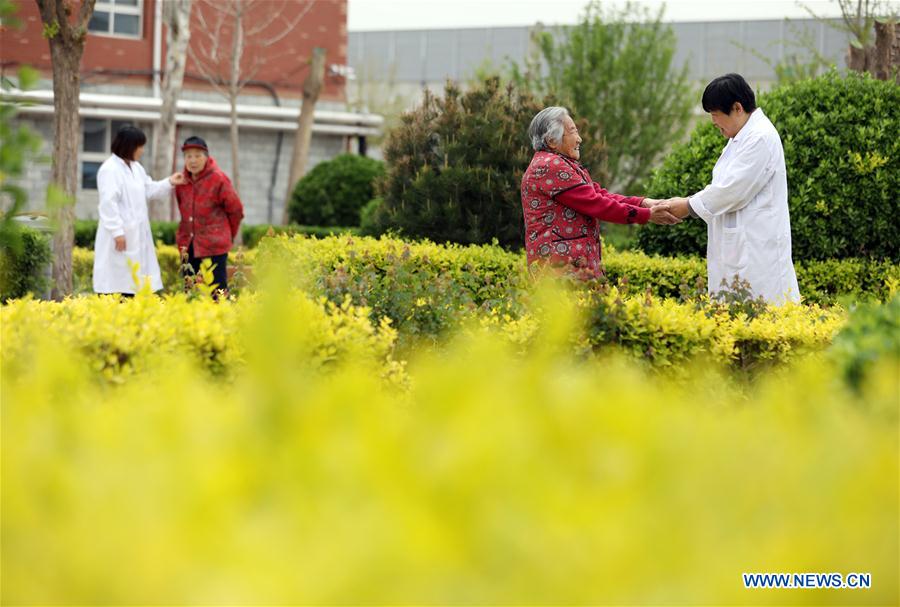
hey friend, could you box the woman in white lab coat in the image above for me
[667,74,800,305]
[93,126,185,295]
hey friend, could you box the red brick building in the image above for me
[1,0,380,223]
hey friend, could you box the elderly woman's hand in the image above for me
[648,203,682,225]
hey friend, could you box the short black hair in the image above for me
[701,73,757,115]
[111,125,147,160]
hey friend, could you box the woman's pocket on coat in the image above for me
[721,228,748,275]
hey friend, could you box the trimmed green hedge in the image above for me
[75,220,179,248]
[76,220,359,250]
[68,237,898,309]
[602,248,900,305]
[254,235,527,340]
[638,71,900,261]
[241,224,361,249]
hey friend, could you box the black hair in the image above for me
[701,73,757,115]
[110,125,147,161]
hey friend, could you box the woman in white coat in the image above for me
[93,126,186,295]
[667,74,800,305]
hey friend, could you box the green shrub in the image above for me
[75,220,179,248]
[603,248,900,306]
[578,284,844,372]
[829,293,900,390]
[638,71,900,260]
[287,154,384,227]
[602,248,707,299]
[255,235,528,342]
[795,258,900,305]
[68,236,898,308]
[252,234,854,364]
[359,197,383,236]
[241,224,360,249]
[372,77,608,247]
[0,228,51,301]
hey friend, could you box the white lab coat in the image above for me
[93,155,172,294]
[689,109,800,305]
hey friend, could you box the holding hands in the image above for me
[641,198,681,225]
[642,197,691,224]
[666,197,691,219]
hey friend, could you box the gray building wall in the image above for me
[349,18,852,90]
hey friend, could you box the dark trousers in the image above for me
[186,243,228,291]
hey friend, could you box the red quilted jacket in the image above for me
[175,156,244,257]
[521,151,649,278]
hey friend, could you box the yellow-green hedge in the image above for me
[64,237,849,369]
[71,238,897,307]
[73,245,256,294]
[2,308,896,604]
[601,248,900,305]
[253,235,527,340]
[1,289,400,384]
[477,285,846,372]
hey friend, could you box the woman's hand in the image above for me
[641,198,661,208]
[169,172,187,186]
[648,203,681,225]
[114,235,127,252]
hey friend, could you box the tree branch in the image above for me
[76,0,97,31]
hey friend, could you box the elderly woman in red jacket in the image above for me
[175,136,244,293]
[521,107,680,279]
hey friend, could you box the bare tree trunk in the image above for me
[152,0,192,221]
[226,6,246,247]
[284,47,326,225]
[47,48,80,299]
[35,0,96,300]
[847,42,870,71]
[873,19,897,81]
[228,9,243,197]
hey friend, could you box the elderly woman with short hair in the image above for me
[521,106,678,278]
[175,136,244,294]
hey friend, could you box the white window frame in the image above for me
[88,0,143,39]
[80,119,145,191]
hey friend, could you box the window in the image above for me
[81,119,141,190]
[88,0,142,38]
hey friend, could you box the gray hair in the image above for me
[528,106,570,152]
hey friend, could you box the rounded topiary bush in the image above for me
[638,71,900,261]
[372,76,608,248]
[288,154,384,227]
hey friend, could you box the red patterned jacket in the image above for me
[521,150,650,278]
[175,156,244,257]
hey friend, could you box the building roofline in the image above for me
[2,89,383,136]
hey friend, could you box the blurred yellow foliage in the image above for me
[2,280,897,604]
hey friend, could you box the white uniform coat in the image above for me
[689,109,800,304]
[93,154,172,294]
